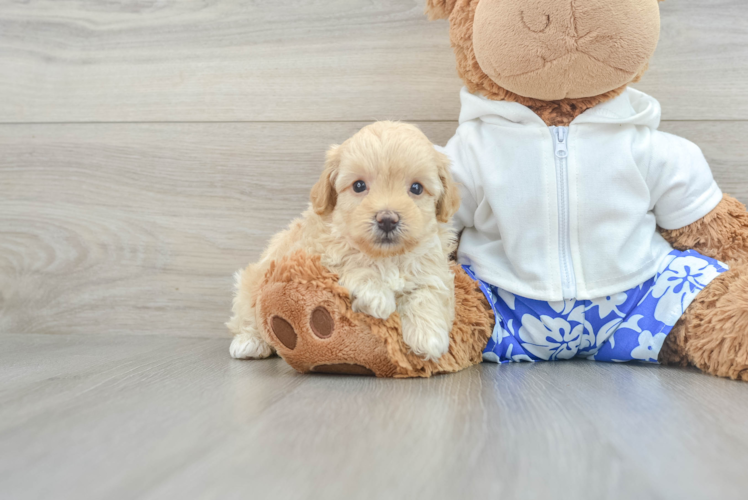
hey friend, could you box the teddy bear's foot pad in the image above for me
[309,307,334,339]
[256,252,495,378]
[270,306,335,351]
[257,258,400,377]
[311,364,375,376]
[270,316,298,350]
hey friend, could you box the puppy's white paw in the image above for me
[230,333,274,359]
[351,289,397,320]
[401,317,450,361]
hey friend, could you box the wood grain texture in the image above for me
[0,121,458,337]
[1,121,746,338]
[1,1,747,497]
[0,0,746,123]
[0,334,746,500]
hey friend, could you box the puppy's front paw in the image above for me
[400,315,450,361]
[351,289,397,320]
[230,333,274,359]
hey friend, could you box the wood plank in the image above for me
[2,121,746,338]
[0,334,747,500]
[0,121,457,337]
[638,0,748,121]
[0,0,746,123]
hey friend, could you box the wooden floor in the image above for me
[2,1,748,337]
[2,1,748,498]
[1,333,747,500]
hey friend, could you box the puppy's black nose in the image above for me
[376,211,400,234]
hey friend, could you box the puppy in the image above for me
[227,121,461,361]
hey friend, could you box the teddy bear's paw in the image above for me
[351,289,397,320]
[400,314,450,361]
[229,332,275,359]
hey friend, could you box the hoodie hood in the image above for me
[458,87,662,130]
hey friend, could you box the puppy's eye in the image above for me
[352,180,367,193]
[410,182,424,195]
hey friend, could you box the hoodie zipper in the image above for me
[551,126,577,299]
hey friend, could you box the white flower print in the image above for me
[497,288,516,310]
[505,343,534,362]
[630,331,667,362]
[486,287,498,308]
[518,315,583,360]
[595,318,624,349]
[503,318,515,338]
[475,251,726,364]
[580,321,596,352]
[618,314,644,333]
[489,326,500,347]
[485,320,534,363]
[650,257,722,325]
[569,304,585,323]
[586,293,627,319]
[483,351,502,363]
[490,318,513,345]
[656,253,678,275]
[549,300,585,323]
[549,300,576,315]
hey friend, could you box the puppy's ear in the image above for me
[425,0,458,20]
[310,145,341,216]
[435,151,461,223]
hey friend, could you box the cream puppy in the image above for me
[227,121,461,361]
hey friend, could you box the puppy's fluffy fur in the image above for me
[228,121,461,361]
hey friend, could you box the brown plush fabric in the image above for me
[659,266,748,381]
[658,195,748,380]
[255,0,748,382]
[422,0,748,382]
[660,195,748,268]
[425,0,459,20]
[470,0,660,101]
[443,0,658,126]
[256,251,494,378]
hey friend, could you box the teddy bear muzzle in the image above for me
[471,0,661,100]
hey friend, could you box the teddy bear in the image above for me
[247,0,748,380]
[253,251,494,377]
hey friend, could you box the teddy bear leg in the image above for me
[256,273,402,377]
[659,265,748,381]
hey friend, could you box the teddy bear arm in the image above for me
[255,252,493,378]
[424,0,458,20]
[660,195,748,267]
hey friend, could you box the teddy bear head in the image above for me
[426,0,663,124]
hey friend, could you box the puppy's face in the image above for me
[311,122,460,258]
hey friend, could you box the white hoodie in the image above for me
[439,87,722,301]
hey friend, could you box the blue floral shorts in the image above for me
[464,250,728,364]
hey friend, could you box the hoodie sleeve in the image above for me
[436,130,478,233]
[647,130,723,230]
